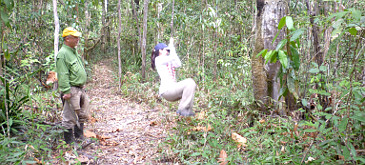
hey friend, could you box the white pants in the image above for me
[161,78,197,111]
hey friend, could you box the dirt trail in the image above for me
[80,58,176,164]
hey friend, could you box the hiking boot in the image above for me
[177,109,195,117]
[64,129,75,144]
[74,123,85,140]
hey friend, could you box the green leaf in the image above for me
[287,75,299,99]
[309,68,319,74]
[4,0,11,9]
[319,65,327,72]
[348,28,358,35]
[278,50,288,69]
[256,49,268,58]
[265,50,274,64]
[290,29,304,41]
[0,10,10,26]
[351,9,361,21]
[191,152,201,156]
[278,16,286,30]
[350,113,365,123]
[304,129,317,133]
[342,145,350,160]
[275,39,287,51]
[338,118,348,132]
[302,99,308,107]
[286,16,294,30]
[290,45,300,70]
[4,50,11,60]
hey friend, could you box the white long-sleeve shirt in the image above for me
[155,47,181,95]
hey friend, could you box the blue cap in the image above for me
[154,43,168,51]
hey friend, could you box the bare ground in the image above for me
[75,58,178,164]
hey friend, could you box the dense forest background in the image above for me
[0,0,364,164]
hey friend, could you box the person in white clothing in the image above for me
[151,38,197,117]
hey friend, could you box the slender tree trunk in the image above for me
[53,0,59,63]
[101,0,106,54]
[141,0,149,80]
[84,1,90,60]
[170,0,175,38]
[131,0,142,53]
[118,0,122,89]
[251,0,267,110]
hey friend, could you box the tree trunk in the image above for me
[84,1,90,60]
[263,0,288,103]
[170,0,175,38]
[118,0,122,89]
[101,0,106,54]
[251,0,268,110]
[141,0,149,80]
[131,0,142,53]
[53,0,59,63]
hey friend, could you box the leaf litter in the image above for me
[76,58,177,164]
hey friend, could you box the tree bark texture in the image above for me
[53,0,59,63]
[141,0,149,80]
[118,0,122,89]
[263,0,288,102]
[251,0,268,110]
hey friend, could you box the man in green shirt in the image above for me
[56,27,89,144]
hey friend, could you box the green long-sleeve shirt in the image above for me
[56,45,87,94]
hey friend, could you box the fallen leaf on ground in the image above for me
[77,155,89,163]
[150,121,158,126]
[192,124,213,132]
[217,149,228,165]
[197,111,207,120]
[84,130,96,138]
[231,132,247,148]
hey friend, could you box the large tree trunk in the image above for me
[263,0,288,103]
[251,0,268,110]
[141,0,149,80]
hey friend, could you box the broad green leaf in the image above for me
[319,65,327,72]
[286,16,294,30]
[348,28,358,35]
[0,10,10,25]
[331,27,342,40]
[349,142,357,158]
[4,0,11,9]
[350,113,365,123]
[278,16,286,30]
[275,39,287,51]
[290,29,304,41]
[256,49,268,58]
[301,99,308,107]
[290,45,300,70]
[4,50,11,60]
[265,50,274,64]
[342,145,350,160]
[270,51,278,63]
[278,50,288,69]
[287,75,299,99]
[309,68,319,74]
[351,9,361,21]
[338,118,348,132]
